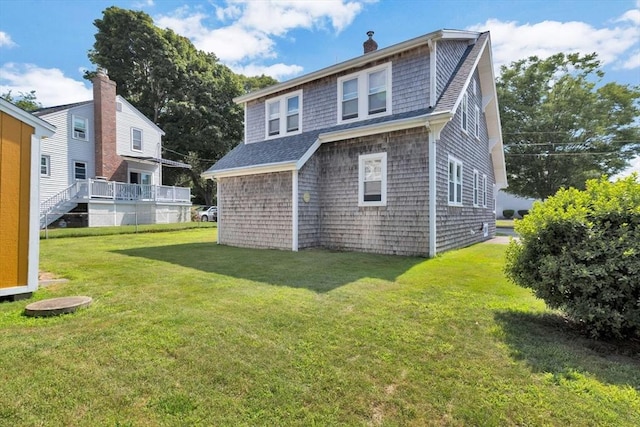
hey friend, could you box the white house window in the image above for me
[341,78,358,120]
[475,106,480,139]
[72,115,88,140]
[473,169,479,206]
[131,128,143,151]
[359,152,387,206]
[482,174,488,207]
[74,161,87,180]
[338,62,391,123]
[461,93,468,132]
[265,90,302,138]
[41,155,50,176]
[448,156,463,206]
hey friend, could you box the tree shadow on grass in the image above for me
[113,243,424,293]
[495,310,640,389]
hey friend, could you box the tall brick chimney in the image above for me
[363,30,378,54]
[92,68,125,181]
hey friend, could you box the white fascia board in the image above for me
[203,161,297,179]
[234,29,481,104]
[450,35,489,114]
[0,98,56,137]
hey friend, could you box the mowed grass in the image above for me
[1,229,638,426]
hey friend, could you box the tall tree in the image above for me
[87,6,245,204]
[1,90,42,111]
[497,53,640,199]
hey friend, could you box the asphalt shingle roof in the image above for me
[33,100,92,117]
[207,108,433,173]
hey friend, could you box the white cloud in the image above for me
[231,63,304,80]
[0,63,92,107]
[619,49,640,70]
[0,31,16,48]
[468,15,640,71]
[132,0,154,8]
[155,1,370,78]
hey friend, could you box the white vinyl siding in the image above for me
[265,90,302,139]
[358,152,387,207]
[338,62,392,123]
[448,156,463,206]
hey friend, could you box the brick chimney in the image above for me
[363,31,378,54]
[92,68,125,182]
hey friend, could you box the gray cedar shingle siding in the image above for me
[297,154,321,249]
[435,81,496,253]
[218,171,292,250]
[317,128,429,256]
[244,46,431,143]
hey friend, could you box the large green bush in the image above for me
[505,175,640,339]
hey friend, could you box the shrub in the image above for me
[503,209,514,219]
[517,209,529,218]
[505,175,640,339]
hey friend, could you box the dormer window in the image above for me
[338,62,392,123]
[72,115,88,141]
[265,90,303,139]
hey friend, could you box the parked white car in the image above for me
[196,206,217,222]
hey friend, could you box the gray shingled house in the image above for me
[202,29,507,257]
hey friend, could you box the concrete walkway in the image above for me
[485,236,517,245]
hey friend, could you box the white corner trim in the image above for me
[28,134,41,292]
[216,180,221,245]
[292,170,298,252]
[296,138,321,170]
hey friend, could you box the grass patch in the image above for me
[40,221,215,239]
[1,229,637,425]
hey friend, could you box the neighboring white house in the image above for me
[34,69,191,227]
[495,190,537,218]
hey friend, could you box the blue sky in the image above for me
[0,0,638,108]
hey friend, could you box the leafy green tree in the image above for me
[1,90,42,111]
[239,74,279,94]
[497,53,640,200]
[88,6,246,205]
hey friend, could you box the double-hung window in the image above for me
[482,174,488,207]
[448,156,463,206]
[74,161,87,180]
[131,128,143,151]
[474,106,480,139]
[72,115,88,141]
[473,169,480,206]
[265,90,302,138]
[358,152,387,206]
[41,155,50,177]
[338,63,391,123]
[461,93,468,132]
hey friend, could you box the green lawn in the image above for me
[1,229,638,426]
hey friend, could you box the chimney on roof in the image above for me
[92,68,125,182]
[363,30,378,54]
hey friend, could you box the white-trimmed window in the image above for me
[448,156,463,206]
[72,115,88,141]
[41,155,50,177]
[482,174,488,207]
[338,62,392,123]
[474,106,480,139]
[473,169,480,206]
[131,128,143,151]
[74,161,87,180]
[461,93,468,132]
[358,152,387,206]
[265,90,302,138]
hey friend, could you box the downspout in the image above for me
[292,170,299,251]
